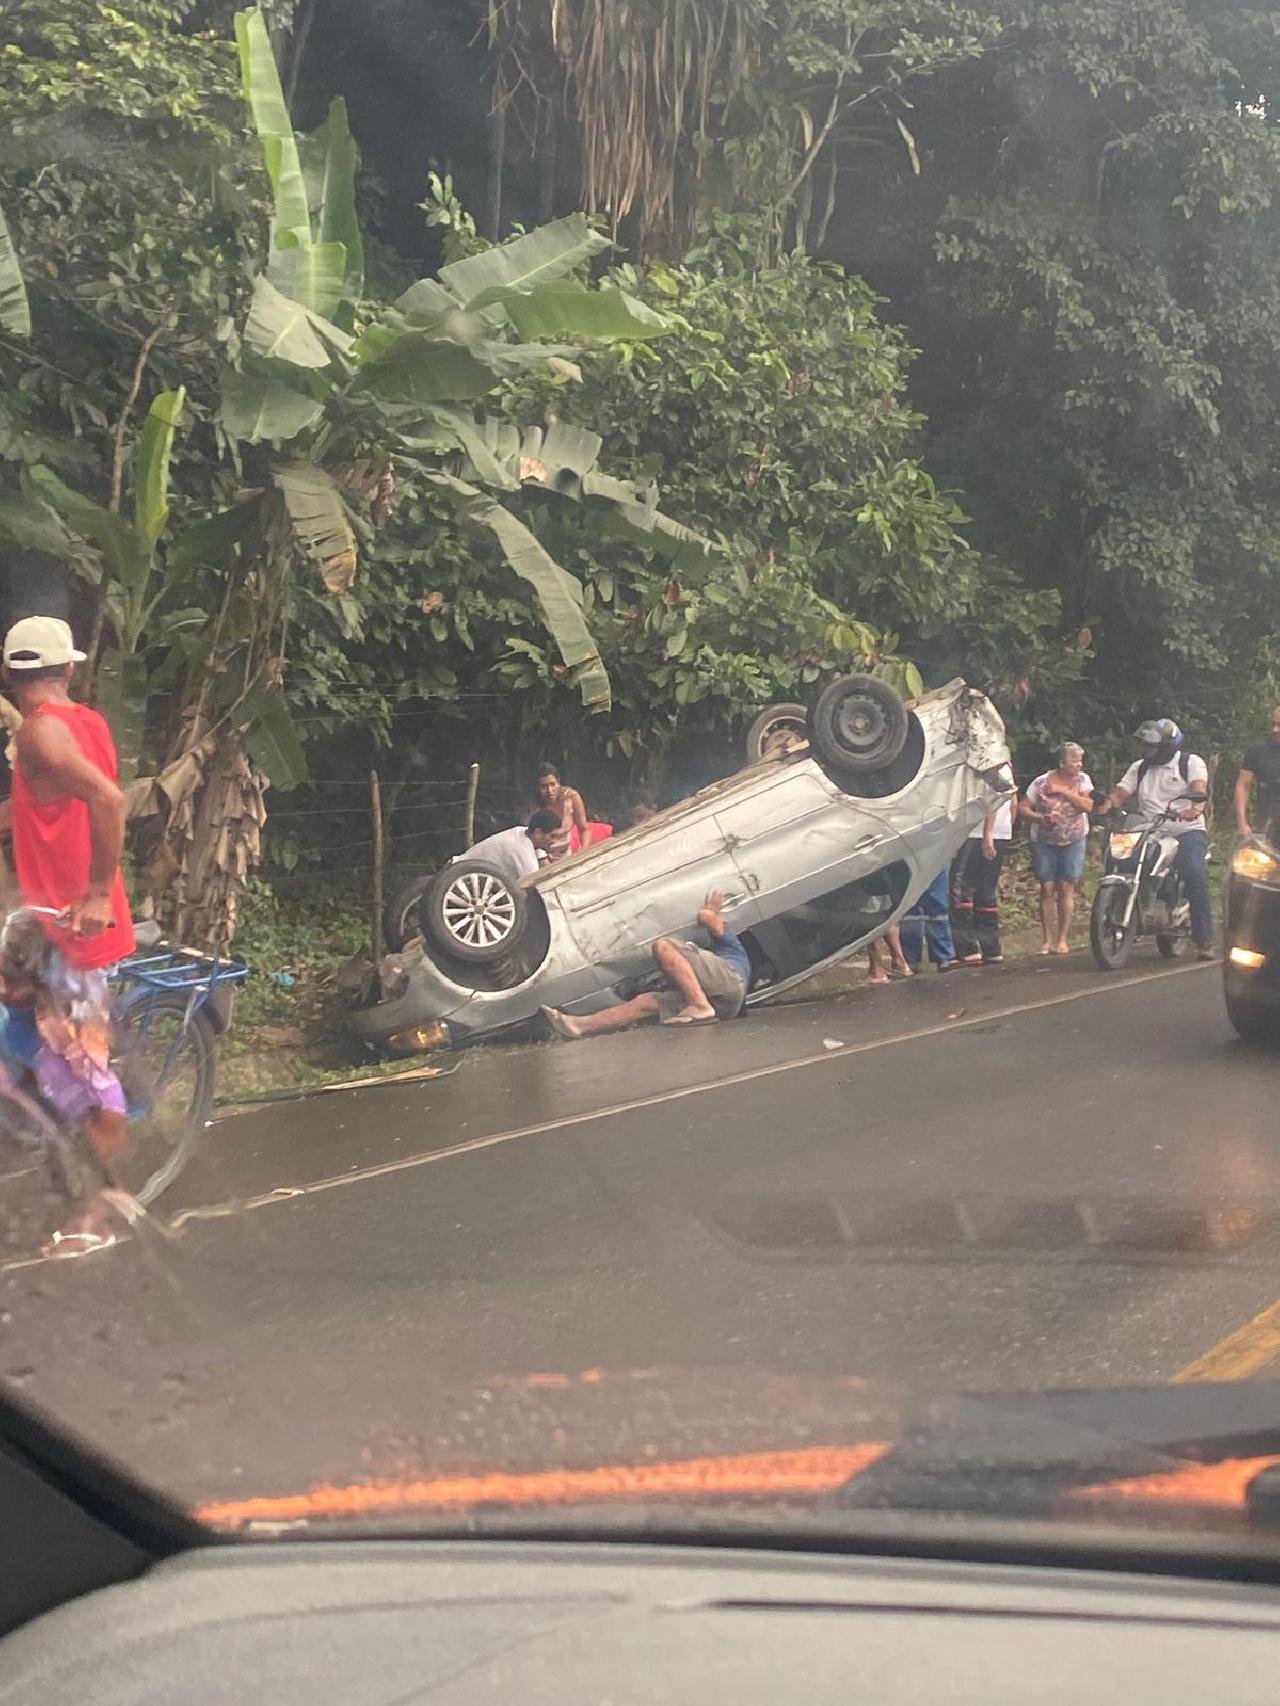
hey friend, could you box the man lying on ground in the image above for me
[542,890,749,1040]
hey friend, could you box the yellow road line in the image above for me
[166,959,1212,1236]
[1170,1300,1280,1384]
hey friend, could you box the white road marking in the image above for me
[164,961,1215,1236]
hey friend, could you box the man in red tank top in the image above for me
[1,616,137,1255]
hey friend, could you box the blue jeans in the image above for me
[1172,829,1213,948]
[1030,838,1087,885]
[900,866,957,966]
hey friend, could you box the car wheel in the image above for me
[745,702,808,765]
[811,676,909,775]
[1225,983,1278,1045]
[422,860,528,966]
[384,873,434,952]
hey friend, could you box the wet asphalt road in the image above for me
[3,949,1279,1515]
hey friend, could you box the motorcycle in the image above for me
[1089,800,1198,971]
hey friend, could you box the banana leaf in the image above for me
[168,494,263,573]
[583,468,715,565]
[235,8,310,249]
[0,488,100,580]
[515,422,605,491]
[244,274,352,368]
[430,472,610,712]
[497,282,668,343]
[0,200,30,337]
[299,97,364,319]
[273,462,358,592]
[354,335,500,403]
[220,368,324,443]
[428,408,520,491]
[439,215,609,308]
[393,278,456,322]
[267,240,348,322]
[237,683,308,790]
[132,387,185,546]
[28,467,146,587]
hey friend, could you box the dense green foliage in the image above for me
[5,0,1280,928]
[832,0,1280,764]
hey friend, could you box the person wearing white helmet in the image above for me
[1100,718,1214,960]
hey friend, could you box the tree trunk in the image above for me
[536,99,558,224]
[173,730,267,950]
[484,76,507,242]
[285,0,317,115]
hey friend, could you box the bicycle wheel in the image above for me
[112,991,218,1207]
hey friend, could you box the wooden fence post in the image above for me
[370,769,384,965]
[464,762,480,851]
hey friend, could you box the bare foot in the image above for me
[866,972,891,987]
[1055,942,1071,954]
[661,1003,716,1026]
[541,1005,584,1040]
[892,962,913,977]
[1038,943,1053,955]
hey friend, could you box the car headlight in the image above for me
[1232,845,1280,883]
[386,1021,452,1055]
[1109,832,1141,860]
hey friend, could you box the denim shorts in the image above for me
[1030,838,1087,884]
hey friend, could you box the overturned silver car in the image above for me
[350,676,1012,1053]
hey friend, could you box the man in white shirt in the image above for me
[463,810,562,886]
[1101,718,1213,959]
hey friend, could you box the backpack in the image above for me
[1135,749,1190,792]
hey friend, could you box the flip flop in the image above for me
[660,1011,718,1026]
[41,1228,118,1260]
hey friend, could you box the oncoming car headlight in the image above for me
[1109,832,1141,861]
[1232,845,1280,884]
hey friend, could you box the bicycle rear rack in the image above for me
[118,947,250,993]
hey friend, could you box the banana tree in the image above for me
[116,8,708,945]
[217,7,691,720]
[26,388,196,779]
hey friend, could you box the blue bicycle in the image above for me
[109,921,250,1203]
[0,910,248,1211]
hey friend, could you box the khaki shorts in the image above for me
[657,941,746,1022]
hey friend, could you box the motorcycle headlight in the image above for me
[1109,832,1141,860]
[1232,845,1280,884]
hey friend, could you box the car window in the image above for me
[2,0,1280,1563]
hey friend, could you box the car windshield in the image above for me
[3,0,1280,1566]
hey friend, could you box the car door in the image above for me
[545,795,750,983]
[713,760,904,927]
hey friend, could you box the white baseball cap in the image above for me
[2,616,87,671]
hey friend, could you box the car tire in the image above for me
[811,676,909,775]
[385,874,434,952]
[422,860,528,967]
[745,703,809,765]
[1225,984,1278,1045]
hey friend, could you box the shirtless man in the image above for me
[0,616,137,1254]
